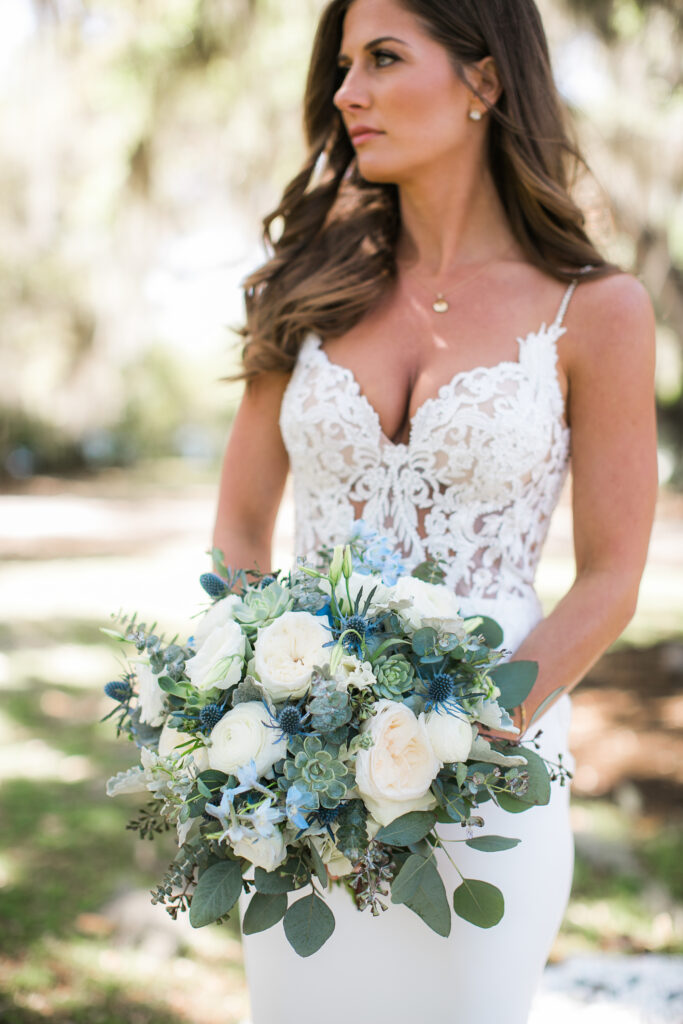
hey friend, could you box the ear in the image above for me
[465,56,503,108]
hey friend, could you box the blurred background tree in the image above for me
[1,4,681,1022]
[0,0,681,483]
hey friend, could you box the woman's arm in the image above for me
[495,272,658,736]
[212,370,291,579]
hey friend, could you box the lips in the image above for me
[348,126,384,144]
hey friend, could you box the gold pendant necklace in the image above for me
[423,245,515,315]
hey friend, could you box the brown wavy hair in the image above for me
[239,0,620,381]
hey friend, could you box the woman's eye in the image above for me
[372,49,398,67]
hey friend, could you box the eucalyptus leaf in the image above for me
[465,615,503,648]
[308,840,329,890]
[391,854,430,903]
[375,811,437,847]
[189,859,242,928]
[196,769,229,790]
[392,856,451,937]
[411,627,438,657]
[495,744,551,807]
[452,878,504,928]
[283,894,335,957]
[254,866,299,894]
[242,892,288,935]
[489,661,539,710]
[464,835,521,852]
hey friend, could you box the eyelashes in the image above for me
[336,49,401,76]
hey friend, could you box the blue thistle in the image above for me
[427,673,454,706]
[308,802,343,839]
[330,612,380,658]
[199,572,228,598]
[263,698,311,741]
[199,703,226,733]
[104,680,133,703]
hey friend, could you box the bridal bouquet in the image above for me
[102,523,570,957]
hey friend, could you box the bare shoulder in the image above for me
[566,271,656,374]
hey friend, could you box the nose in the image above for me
[333,66,371,113]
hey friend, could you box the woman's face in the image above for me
[334,0,481,184]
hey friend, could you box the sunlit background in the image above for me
[1,1,681,1021]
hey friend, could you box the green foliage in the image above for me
[452,879,505,929]
[242,892,288,935]
[188,859,243,928]
[375,811,437,847]
[308,672,353,733]
[335,799,369,862]
[464,835,521,852]
[391,855,451,936]
[283,893,336,957]
[489,661,539,710]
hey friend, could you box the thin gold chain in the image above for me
[400,244,516,313]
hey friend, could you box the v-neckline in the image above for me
[309,326,557,450]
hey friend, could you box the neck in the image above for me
[395,151,519,279]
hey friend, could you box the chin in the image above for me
[354,157,404,185]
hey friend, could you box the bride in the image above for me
[212,0,657,1021]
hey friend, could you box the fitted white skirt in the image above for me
[239,593,575,1024]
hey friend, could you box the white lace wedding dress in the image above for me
[239,274,586,1024]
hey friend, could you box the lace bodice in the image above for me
[280,276,583,604]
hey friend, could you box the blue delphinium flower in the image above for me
[285,782,318,832]
[349,519,408,585]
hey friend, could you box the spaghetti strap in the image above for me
[552,263,593,331]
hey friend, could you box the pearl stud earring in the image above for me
[468,108,482,121]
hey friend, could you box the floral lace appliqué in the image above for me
[279,287,577,604]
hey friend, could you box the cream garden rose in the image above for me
[135,660,166,726]
[355,699,440,826]
[390,576,466,637]
[253,610,329,702]
[185,619,246,691]
[207,701,286,776]
[422,708,473,764]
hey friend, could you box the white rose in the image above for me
[135,660,166,726]
[158,720,210,771]
[192,594,242,649]
[390,576,466,637]
[253,611,329,702]
[422,708,473,763]
[355,699,440,827]
[334,654,375,692]
[207,701,286,776]
[185,619,246,692]
[231,830,287,872]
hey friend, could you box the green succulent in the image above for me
[280,735,353,809]
[232,581,293,636]
[308,672,352,733]
[372,653,415,699]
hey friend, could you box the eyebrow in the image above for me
[337,35,410,61]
